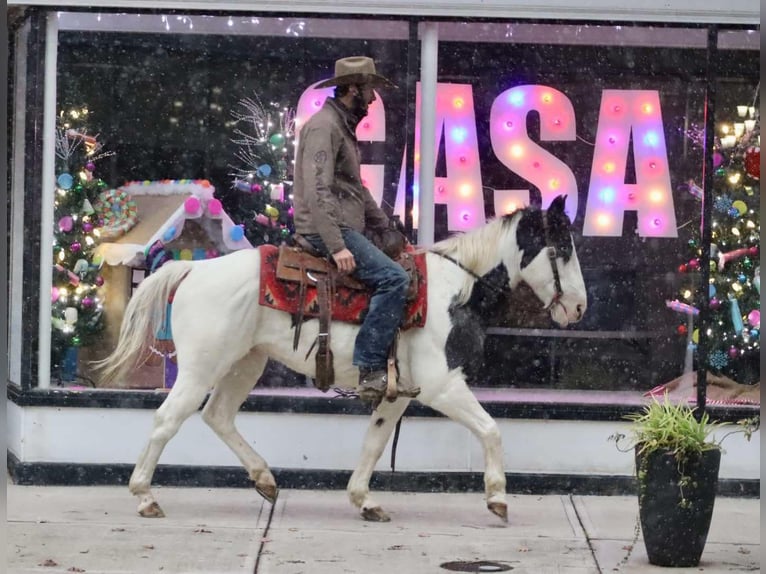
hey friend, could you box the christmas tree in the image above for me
[51,107,110,383]
[218,95,296,246]
[673,101,760,384]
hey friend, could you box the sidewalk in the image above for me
[7,483,760,573]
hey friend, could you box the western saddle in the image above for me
[275,234,419,399]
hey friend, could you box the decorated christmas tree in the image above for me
[218,95,296,246]
[672,102,760,384]
[51,108,111,383]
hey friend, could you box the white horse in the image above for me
[98,194,587,522]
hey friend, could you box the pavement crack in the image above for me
[253,494,279,573]
[567,494,603,574]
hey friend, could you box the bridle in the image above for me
[430,210,566,308]
[541,212,564,311]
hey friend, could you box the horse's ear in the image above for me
[548,195,570,227]
[549,195,567,215]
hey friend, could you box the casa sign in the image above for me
[296,82,678,238]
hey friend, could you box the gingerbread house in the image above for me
[90,179,253,388]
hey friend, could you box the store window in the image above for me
[11,10,759,408]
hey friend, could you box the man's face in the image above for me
[351,83,376,116]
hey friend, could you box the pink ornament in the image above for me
[251,184,262,193]
[82,222,93,233]
[59,216,74,232]
[255,213,271,226]
[81,297,94,308]
[95,276,105,287]
[184,197,201,214]
[728,346,739,358]
[70,242,81,253]
[687,259,700,269]
[709,298,721,309]
[713,151,724,168]
[747,310,760,328]
[207,198,223,216]
[51,287,59,302]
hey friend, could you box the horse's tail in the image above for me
[94,260,194,387]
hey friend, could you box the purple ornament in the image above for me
[70,241,81,253]
[728,346,738,358]
[709,297,721,309]
[82,222,94,233]
[251,184,262,193]
[81,297,94,308]
[86,162,96,172]
[95,276,105,287]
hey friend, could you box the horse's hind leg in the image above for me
[201,352,278,504]
[347,397,411,522]
[423,377,508,522]
[129,370,213,517]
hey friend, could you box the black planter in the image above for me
[636,446,721,567]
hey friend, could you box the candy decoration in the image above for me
[94,188,138,239]
[230,225,245,241]
[162,226,177,242]
[184,196,201,215]
[717,247,752,270]
[207,198,223,216]
[729,297,744,334]
[666,299,699,316]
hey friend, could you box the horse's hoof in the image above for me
[138,501,165,518]
[487,501,508,522]
[361,506,391,522]
[255,483,279,505]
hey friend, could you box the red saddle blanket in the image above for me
[258,244,428,329]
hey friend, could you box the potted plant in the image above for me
[611,396,759,567]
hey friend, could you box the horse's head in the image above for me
[510,195,587,327]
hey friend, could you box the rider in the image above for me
[292,56,417,404]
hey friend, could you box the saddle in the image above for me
[275,234,420,394]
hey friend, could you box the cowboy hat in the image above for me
[315,56,397,89]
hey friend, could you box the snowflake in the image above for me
[714,195,733,213]
[708,350,728,370]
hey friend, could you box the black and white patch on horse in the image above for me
[95,194,587,524]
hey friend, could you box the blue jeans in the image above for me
[303,228,410,370]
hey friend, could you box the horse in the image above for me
[97,194,587,523]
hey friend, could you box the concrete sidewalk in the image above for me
[7,483,760,573]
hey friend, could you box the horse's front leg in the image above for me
[424,375,508,522]
[347,397,411,522]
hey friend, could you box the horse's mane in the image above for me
[429,208,525,305]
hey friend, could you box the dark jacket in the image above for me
[292,98,389,254]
